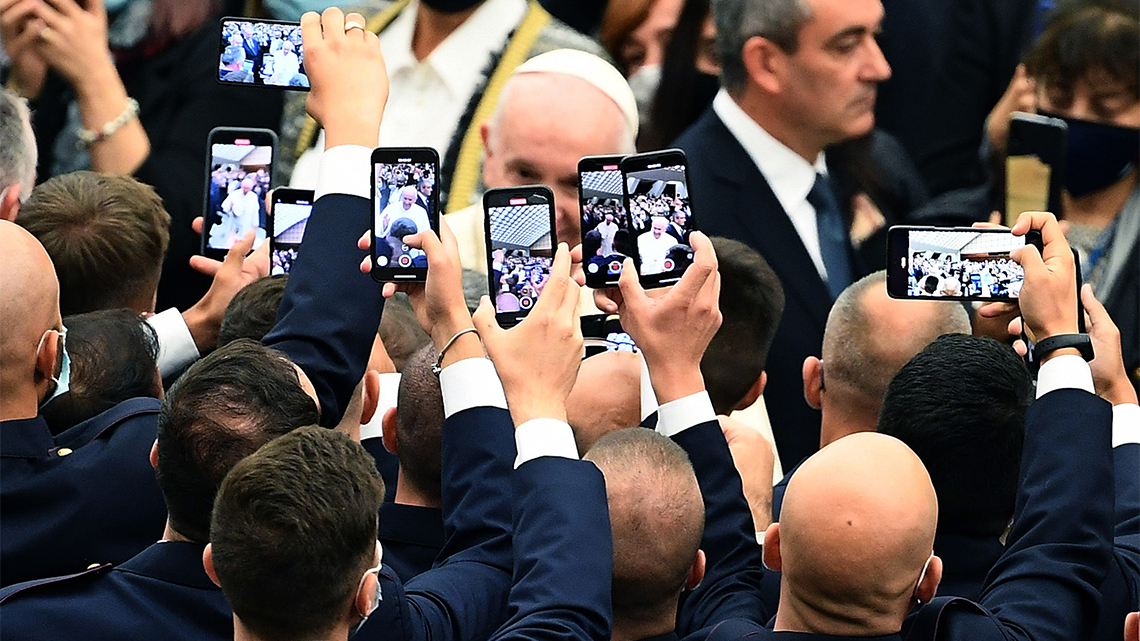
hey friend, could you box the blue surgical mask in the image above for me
[1041,111,1140,198]
[39,327,71,408]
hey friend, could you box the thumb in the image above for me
[471,296,501,343]
[1012,243,1045,282]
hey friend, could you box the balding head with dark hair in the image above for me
[382,343,445,506]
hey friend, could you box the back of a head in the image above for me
[219,275,289,346]
[0,88,37,205]
[211,426,384,641]
[18,172,171,316]
[41,309,161,435]
[0,221,62,408]
[878,335,1030,538]
[1023,0,1138,97]
[822,272,971,417]
[156,340,321,542]
[585,428,705,626]
[378,292,431,371]
[567,350,643,455]
[395,343,445,502]
[702,237,785,414]
[779,432,937,632]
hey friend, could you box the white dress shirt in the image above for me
[712,89,830,281]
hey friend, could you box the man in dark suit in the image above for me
[674,0,892,469]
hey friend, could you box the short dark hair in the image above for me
[378,293,431,371]
[218,275,288,346]
[18,171,171,316]
[211,426,384,641]
[1023,0,1139,103]
[395,343,445,502]
[156,340,320,542]
[41,309,161,435]
[878,335,1031,537]
[701,237,785,414]
[714,0,813,91]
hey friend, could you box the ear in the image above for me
[381,406,399,455]
[686,549,707,590]
[734,371,767,412]
[150,440,159,470]
[360,369,381,425]
[740,35,788,95]
[355,570,379,618]
[916,555,942,605]
[802,356,822,410]
[0,184,21,222]
[202,544,221,587]
[761,523,782,572]
[35,329,60,387]
[480,121,496,185]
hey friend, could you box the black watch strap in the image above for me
[1034,333,1095,362]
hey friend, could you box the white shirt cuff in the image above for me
[655,391,717,438]
[640,352,659,421]
[360,372,401,441]
[1112,404,1140,448]
[439,357,508,418]
[314,145,372,201]
[147,308,200,377]
[514,418,579,468]
[1035,354,1095,398]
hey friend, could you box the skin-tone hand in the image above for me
[1077,284,1135,405]
[182,229,269,352]
[595,231,722,404]
[188,215,270,278]
[1,0,48,98]
[472,244,583,426]
[301,8,388,149]
[719,415,775,531]
[986,64,1037,156]
[848,192,885,247]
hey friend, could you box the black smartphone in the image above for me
[202,127,277,260]
[581,314,637,358]
[269,188,313,275]
[484,185,557,328]
[622,149,695,288]
[886,226,1044,301]
[370,148,439,282]
[578,155,631,289]
[1005,112,1067,226]
[218,17,308,90]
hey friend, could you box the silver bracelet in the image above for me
[77,97,139,146]
[432,327,479,376]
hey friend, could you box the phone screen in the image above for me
[887,227,1041,300]
[579,158,632,288]
[624,158,694,286]
[205,137,273,254]
[270,192,312,275]
[581,314,637,358]
[219,18,308,89]
[487,194,555,326]
[372,156,437,280]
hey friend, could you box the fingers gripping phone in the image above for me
[218,17,310,90]
[579,155,631,289]
[371,148,440,282]
[269,188,313,275]
[1005,112,1067,226]
[886,226,1044,302]
[202,127,277,260]
[621,149,696,288]
[484,186,557,328]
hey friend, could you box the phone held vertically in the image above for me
[1005,112,1067,226]
[621,149,696,288]
[886,226,1044,302]
[484,185,557,328]
[218,18,309,90]
[202,127,277,260]
[370,148,440,283]
[579,155,629,289]
[269,188,314,276]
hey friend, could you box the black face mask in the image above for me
[420,0,483,13]
[1040,110,1140,198]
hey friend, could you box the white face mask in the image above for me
[626,64,662,126]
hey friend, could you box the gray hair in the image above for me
[713,0,814,91]
[0,88,37,203]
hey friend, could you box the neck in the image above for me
[818,397,879,448]
[161,521,197,544]
[774,585,904,637]
[731,87,824,163]
[0,378,44,421]
[394,468,442,508]
[1064,169,1137,228]
[233,616,351,641]
[412,2,481,62]
[610,610,677,641]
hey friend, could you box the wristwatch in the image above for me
[1034,333,1095,362]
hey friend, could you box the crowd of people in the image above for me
[0,0,1138,640]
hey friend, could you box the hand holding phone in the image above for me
[887,225,1043,301]
[621,149,696,288]
[202,127,277,260]
[484,186,558,327]
[371,148,439,282]
[579,155,630,289]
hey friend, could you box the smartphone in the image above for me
[622,149,695,288]
[1005,112,1067,226]
[579,155,631,288]
[581,314,637,358]
[269,188,313,275]
[370,148,439,282]
[484,186,557,328]
[886,226,1044,301]
[218,17,308,90]
[202,127,277,260]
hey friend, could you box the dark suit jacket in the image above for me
[380,502,445,582]
[0,541,231,640]
[0,399,167,587]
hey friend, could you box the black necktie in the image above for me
[806,173,853,300]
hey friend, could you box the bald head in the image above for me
[774,432,937,634]
[567,351,642,455]
[585,428,704,627]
